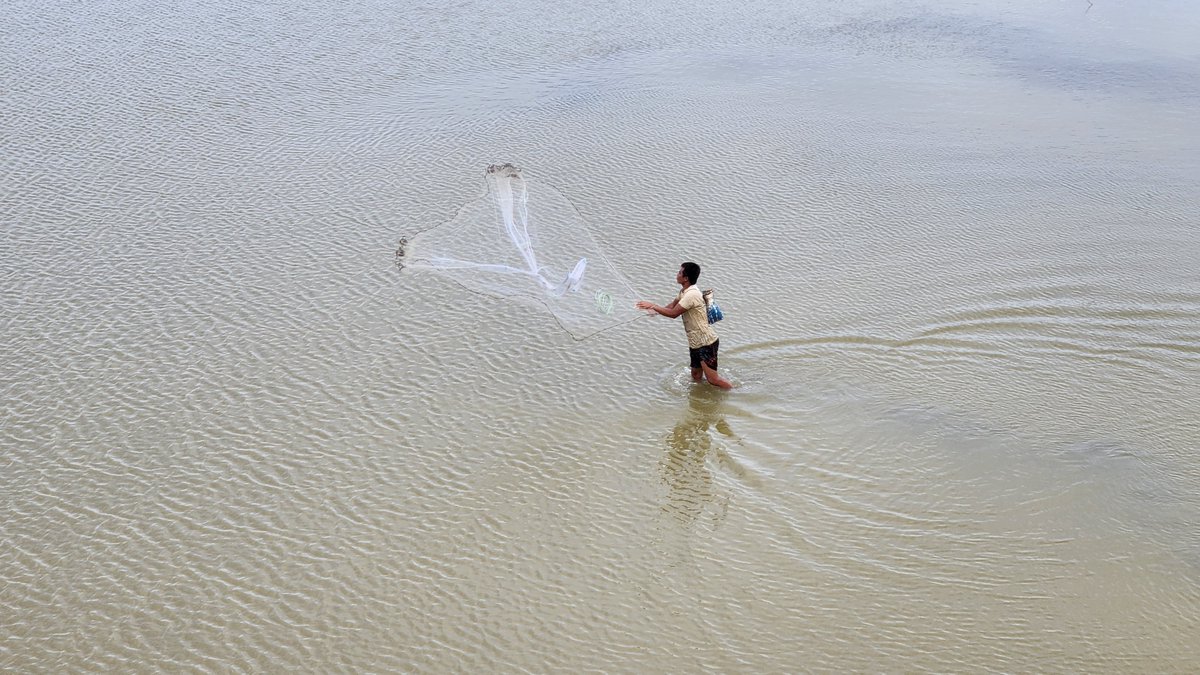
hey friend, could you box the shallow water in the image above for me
[4,0,1200,671]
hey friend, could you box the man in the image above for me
[636,262,733,390]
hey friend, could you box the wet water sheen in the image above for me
[4,0,1200,671]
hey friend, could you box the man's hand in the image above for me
[636,300,685,318]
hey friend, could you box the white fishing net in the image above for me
[402,165,642,340]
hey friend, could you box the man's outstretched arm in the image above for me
[635,299,686,318]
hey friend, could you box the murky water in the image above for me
[4,0,1199,671]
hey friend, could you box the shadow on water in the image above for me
[658,385,740,530]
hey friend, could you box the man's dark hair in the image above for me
[681,262,701,285]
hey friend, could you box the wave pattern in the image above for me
[3,0,1200,671]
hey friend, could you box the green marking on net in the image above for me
[595,290,614,315]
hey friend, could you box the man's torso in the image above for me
[677,287,718,349]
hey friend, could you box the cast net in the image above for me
[402,164,642,340]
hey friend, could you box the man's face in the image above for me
[676,267,686,284]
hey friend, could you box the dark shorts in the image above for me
[689,339,719,370]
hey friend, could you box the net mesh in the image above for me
[404,165,642,340]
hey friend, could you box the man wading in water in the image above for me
[636,262,733,390]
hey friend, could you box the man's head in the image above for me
[679,262,701,286]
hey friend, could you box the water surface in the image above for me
[3,0,1200,671]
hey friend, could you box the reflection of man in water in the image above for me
[636,262,733,390]
[661,388,736,528]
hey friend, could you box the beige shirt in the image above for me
[677,286,718,349]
